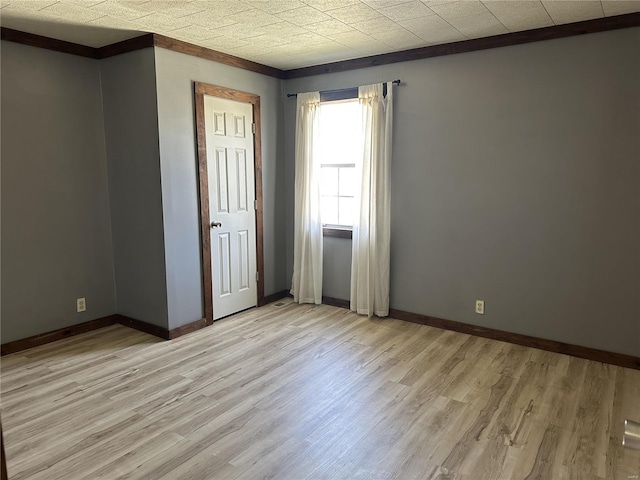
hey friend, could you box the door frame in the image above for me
[194,81,265,325]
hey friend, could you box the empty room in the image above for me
[1,0,639,478]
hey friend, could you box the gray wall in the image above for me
[322,237,352,300]
[101,48,169,329]
[284,28,640,356]
[1,41,116,343]
[154,48,287,329]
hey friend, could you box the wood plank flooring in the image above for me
[1,301,639,479]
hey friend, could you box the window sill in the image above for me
[323,227,352,239]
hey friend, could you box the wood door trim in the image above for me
[194,82,265,324]
[1,421,7,480]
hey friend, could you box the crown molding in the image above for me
[0,27,284,78]
[0,27,98,58]
[283,12,640,79]
[2,12,639,80]
[98,33,155,59]
[153,34,284,79]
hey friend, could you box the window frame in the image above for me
[320,163,356,230]
[322,226,353,239]
[317,93,359,240]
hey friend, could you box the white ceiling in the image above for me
[1,0,638,69]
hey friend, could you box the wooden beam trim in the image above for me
[97,33,155,59]
[3,13,638,79]
[283,12,640,79]
[320,297,640,370]
[322,296,351,309]
[0,27,98,58]
[0,28,282,78]
[113,315,209,341]
[0,315,117,356]
[115,314,170,340]
[0,309,253,357]
[2,299,636,370]
[259,290,291,307]
[167,318,208,339]
[388,308,640,370]
[153,34,284,79]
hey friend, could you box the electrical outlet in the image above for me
[475,300,484,315]
[77,298,86,313]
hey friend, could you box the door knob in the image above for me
[210,221,222,228]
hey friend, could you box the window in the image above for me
[317,99,362,231]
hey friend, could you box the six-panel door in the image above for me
[205,95,257,320]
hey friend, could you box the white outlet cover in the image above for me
[77,298,86,313]
[475,300,484,315]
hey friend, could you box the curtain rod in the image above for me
[286,79,401,98]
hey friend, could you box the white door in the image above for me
[205,95,257,320]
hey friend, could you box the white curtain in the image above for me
[351,83,393,317]
[291,92,323,304]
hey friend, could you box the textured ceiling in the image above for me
[1,0,639,69]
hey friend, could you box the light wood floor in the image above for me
[1,301,639,479]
